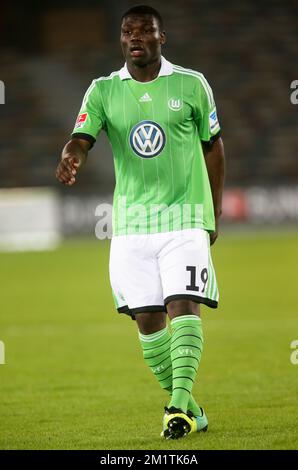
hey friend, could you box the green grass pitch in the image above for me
[0,232,297,450]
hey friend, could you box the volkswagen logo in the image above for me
[129,120,166,158]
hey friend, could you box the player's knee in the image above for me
[135,311,167,335]
[166,299,200,319]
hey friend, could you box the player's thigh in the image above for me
[159,228,218,309]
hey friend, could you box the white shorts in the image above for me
[109,228,219,319]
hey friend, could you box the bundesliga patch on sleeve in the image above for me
[209,108,220,133]
[75,112,88,129]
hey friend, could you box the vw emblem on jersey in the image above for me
[129,120,166,158]
[168,97,182,111]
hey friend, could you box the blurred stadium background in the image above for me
[0,0,297,450]
[0,0,298,245]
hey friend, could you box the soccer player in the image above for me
[56,5,225,440]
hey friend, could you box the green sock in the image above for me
[187,395,202,416]
[169,315,203,413]
[139,327,173,393]
[139,326,202,415]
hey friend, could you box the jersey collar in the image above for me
[119,56,173,81]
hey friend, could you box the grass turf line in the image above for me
[0,234,297,449]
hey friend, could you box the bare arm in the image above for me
[202,137,225,245]
[55,138,91,186]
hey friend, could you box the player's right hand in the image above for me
[55,156,80,186]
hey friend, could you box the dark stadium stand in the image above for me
[0,0,297,190]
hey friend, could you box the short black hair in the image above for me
[121,5,164,31]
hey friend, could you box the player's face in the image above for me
[120,15,165,67]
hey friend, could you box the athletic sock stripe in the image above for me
[173,376,194,383]
[145,349,171,360]
[172,314,200,321]
[172,325,198,338]
[149,358,172,370]
[172,386,191,394]
[172,325,200,335]
[159,374,173,383]
[139,327,169,342]
[149,356,172,369]
[171,334,202,345]
[172,356,199,364]
[139,326,169,340]
[171,315,200,325]
[173,365,197,372]
[142,338,171,351]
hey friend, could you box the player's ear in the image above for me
[160,31,166,46]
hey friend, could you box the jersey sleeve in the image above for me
[193,75,221,144]
[71,80,105,147]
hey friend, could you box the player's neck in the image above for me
[126,57,161,83]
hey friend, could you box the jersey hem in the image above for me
[112,225,215,237]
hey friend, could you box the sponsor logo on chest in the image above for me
[129,120,166,158]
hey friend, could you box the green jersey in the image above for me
[72,56,221,235]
